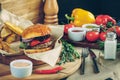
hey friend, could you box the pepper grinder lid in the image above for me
[106,32,116,40]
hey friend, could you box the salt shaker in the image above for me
[104,32,117,59]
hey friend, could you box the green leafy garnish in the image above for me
[57,39,80,65]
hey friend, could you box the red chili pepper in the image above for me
[34,66,63,74]
[52,66,63,71]
[34,69,58,74]
[95,15,116,28]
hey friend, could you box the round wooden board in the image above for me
[0,58,81,80]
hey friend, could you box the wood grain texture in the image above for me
[0,59,81,80]
[0,0,44,23]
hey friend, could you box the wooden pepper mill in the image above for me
[0,3,1,11]
[44,0,59,24]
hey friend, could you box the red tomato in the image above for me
[43,38,51,43]
[115,26,120,37]
[86,31,99,42]
[100,32,107,41]
[30,38,51,47]
[107,26,120,37]
[30,40,40,47]
[107,27,115,32]
[64,24,74,34]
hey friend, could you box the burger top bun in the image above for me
[22,24,51,39]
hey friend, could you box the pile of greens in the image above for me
[57,39,80,65]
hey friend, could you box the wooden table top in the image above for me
[0,59,81,80]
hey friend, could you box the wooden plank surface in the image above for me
[0,59,81,80]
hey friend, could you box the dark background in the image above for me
[57,0,120,24]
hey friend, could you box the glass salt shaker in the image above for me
[104,32,117,59]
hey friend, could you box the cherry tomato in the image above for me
[86,31,99,42]
[100,32,107,41]
[107,27,115,32]
[64,24,74,34]
[107,26,120,37]
[115,26,120,37]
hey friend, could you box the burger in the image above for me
[20,24,54,54]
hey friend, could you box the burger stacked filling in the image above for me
[20,35,53,49]
[19,24,53,50]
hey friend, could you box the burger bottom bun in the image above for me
[24,46,53,54]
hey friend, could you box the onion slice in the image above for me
[22,38,33,42]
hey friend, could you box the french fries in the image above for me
[0,22,22,54]
[0,40,3,49]
[0,23,20,44]
[0,25,12,38]
[5,33,17,44]
[0,39,16,54]
[4,22,23,35]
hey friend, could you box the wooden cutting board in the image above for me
[63,35,120,49]
[0,59,81,80]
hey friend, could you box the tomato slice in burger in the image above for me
[43,38,51,43]
[30,40,41,47]
[30,38,51,47]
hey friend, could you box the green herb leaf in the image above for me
[58,39,80,65]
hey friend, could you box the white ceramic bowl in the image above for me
[82,24,100,32]
[10,59,33,78]
[68,27,86,41]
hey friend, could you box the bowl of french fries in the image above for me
[0,22,23,56]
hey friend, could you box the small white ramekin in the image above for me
[10,59,33,78]
[82,24,100,32]
[68,27,86,41]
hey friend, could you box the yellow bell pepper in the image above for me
[65,8,95,27]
